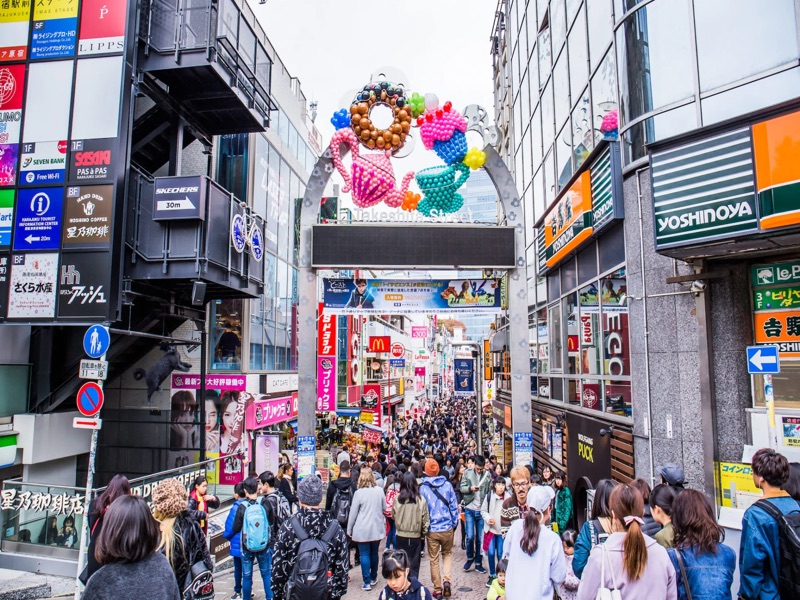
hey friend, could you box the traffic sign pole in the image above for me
[764,374,779,450]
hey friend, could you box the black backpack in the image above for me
[285,516,340,600]
[755,499,800,598]
[330,485,352,528]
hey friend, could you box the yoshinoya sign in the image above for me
[536,143,623,273]
[152,175,206,221]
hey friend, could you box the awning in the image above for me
[336,408,361,417]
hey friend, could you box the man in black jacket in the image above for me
[326,460,357,568]
[232,477,271,600]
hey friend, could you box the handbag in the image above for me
[181,524,214,600]
[595,544,622,600]
[674,549,693,600]
[482,531,494,553]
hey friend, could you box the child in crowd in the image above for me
[487,559,506,600]
[558,530,579,600]
[378,549,433,600]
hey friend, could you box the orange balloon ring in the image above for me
[349,81,413,153]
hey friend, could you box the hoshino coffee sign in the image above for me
[651,127,759,249]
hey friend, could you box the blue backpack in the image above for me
[242,501,269,552]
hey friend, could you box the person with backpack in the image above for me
[259,471,290,600]
[419,458,460,599]
[231,477,272,600]
[223,482,247,600]
[739,447,800,600]
[393,471,430,580]
[572,478,619,578]
[385,469,401,550]
[347,467,387,591]
[377,549,434,600]
[326,459,357,567]
[271,475,348,600]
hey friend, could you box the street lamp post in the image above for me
[451,340,483,456]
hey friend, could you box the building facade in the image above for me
[492,0,800,504]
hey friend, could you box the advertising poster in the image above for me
[551,428,563,461]
[20,141,68,185]
[783,416,800,447]
[30,17,78,59]
[13,187,63,251]
[317,357,336,412]
[565,413,612,489]
[454,358,475,397]
[69,138,115,183]
[57,252,110,318]
[7,252,58,318]
[514,431,533,468]
[78,0,127,55]
[0,64,25,143]
[0,144,18,186]
[63,184,113,248]
[360,383,381,427]
[716,462,761,509]
[0,189,11,246]
[0,0,31,61]
[323,278,502,314]
[254,434,281,476]
[296,436,316,479]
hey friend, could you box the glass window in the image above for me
[604,380,631,416]
[277,160,291,259]
[549,302,563,372]
[553,49,570,129]
[566,0,581,25]
[614,0,647,16]
[533,166,545,224]
[520,70,531,126]
[572,88,593,171]
[551,0,567,54]
[701,68,800,126]
[565,292,579,374]
[277,109,289,146]
[598,225,625,272]
[266,141,281,253]
[591,49,618,145]
[264,253,277,327]
[568,7,588,104]
[518,14,528,64]
[616,0,694,124]
[531,106,543,167]
[211,299,243,371]
[578,242,598,284]
[587,0,613,70]
[579,283,602,375]
[754,361,800,408]
[288,171,299,264]
[556,121,573,192]
[544,149,556,208]
[527,8,539,61]
[537,0,549,28]
[249,295,263,370]
[217,134,249,202]
[541,79,555,147]
[695,0,798,92]
[622,102,697,163]
[528,44,540,105]
[538,28,552,87]
[548,270,561,303]
[253,134,269,218]
[581,379,602,410]
[288,123,298,159]
[601,274,629,377]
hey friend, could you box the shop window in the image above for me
[754,361,800,409]
[581,379,602,410]
[210,299,243,371]
[567,378,580,405]
[565,292,580,374]
[601,274,629,377]
[578,242,598,285]
[561,257,577,293]
[579,283,602,375]
[538,377,550,399]
[537,306,549,375]
[548,270,561,303]
[598,225,625,273]
[549,302,563,372]
[217,133,249,202]
[604,380,632,417]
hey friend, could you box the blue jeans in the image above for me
[242,547,272,600]
[358,540,380,585]
[464,508,483,566]
[233,555,243,594]
[386,518,397,549]
[486,533,504,576]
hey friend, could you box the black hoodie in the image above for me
[326,475,356,510]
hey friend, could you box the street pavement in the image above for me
[213,533,491,600]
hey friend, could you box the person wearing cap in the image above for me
[271,474,349,600]
[502,485,566,600]
[656,463,686,489]
[419,458,460,599]
[152,478,213,592]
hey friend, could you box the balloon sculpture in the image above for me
[329,82,488,215]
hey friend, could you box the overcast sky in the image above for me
[254,0,500,180]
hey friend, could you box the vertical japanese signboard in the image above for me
[752,260,800,356]
[0,0,31,61]
[317,306,337,411]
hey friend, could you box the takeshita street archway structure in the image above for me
[295,78,532,461]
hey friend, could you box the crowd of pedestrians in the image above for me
[78,390,800,600]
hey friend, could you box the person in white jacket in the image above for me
[481,477,512,588]
[503,485,566,600]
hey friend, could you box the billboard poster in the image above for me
[56,252,110,318]
[514,431,533,468]
[783,416,800,447]
[0,64,25,144]
[0,189,12,246]
[0,144,17,186]
[245,394,297,430]
[0,253,8,318]
[13,187,63,251]
[30,17,78,59]
[323,278,502,314]
[360,383,381,427]
[78,0,127,55]
[69,138,115,183]
[254,434,281,477]
[716,462,761,510]
[0,0,31,62]
[63,184,113,248]
[317,356,336,412]
[454,358,475,396]
[7,252,58,318]
[20,140,68,185]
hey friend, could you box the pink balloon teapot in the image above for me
[330,129,415,209]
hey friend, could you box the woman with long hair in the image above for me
[650,484,679,548]
[86,475,131,579]
[152,478,213,592]
[481,474,511,587]
[392,471,429,580]
[553,471,573,533]
[384,469,401,550]
[502,486,566,600]
[572,478,619,578]
[187,475,220,534]
[38,515,58,545]
[276,462,298,508]
[82,496,180,598]
[782,461,800,501]
[576,484,676,600]
[452,462,467,550]
[347,468,387,591]
[667,489,734,599]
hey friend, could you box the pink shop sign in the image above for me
[171,374,247,390]
[317,356,336,412]
[245,393,298,430]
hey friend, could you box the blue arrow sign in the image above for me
[747,345,780,374]
[83,325,110,359]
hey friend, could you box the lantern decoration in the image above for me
[348,80,413,154]
[330,128,415,209]
[330,108,351,130]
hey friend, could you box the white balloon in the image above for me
[424,93,439,111]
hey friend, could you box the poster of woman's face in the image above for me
[170,390,197,451]
[203,390,221,453]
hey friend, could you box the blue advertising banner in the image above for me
[13,187,62,250]
[514,432,533,467]
[389,358,405,368]
[454,358,475,397]
[323,278,501,314]
[30,18,77,60]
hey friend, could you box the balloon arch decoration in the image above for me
[295,77,532,447]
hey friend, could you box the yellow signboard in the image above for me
[34,0,78,20]
[716,461,761,509]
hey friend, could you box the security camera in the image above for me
[690,280,707,296]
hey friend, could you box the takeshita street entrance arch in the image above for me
[296,83,531,460]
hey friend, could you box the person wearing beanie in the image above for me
[153,478,213,592]
[271,475,350,600]
[419,458,460,599]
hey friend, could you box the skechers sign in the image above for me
[152,175,206,221]
[536,143,623,274]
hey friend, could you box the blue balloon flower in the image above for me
[331,109,351,130]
